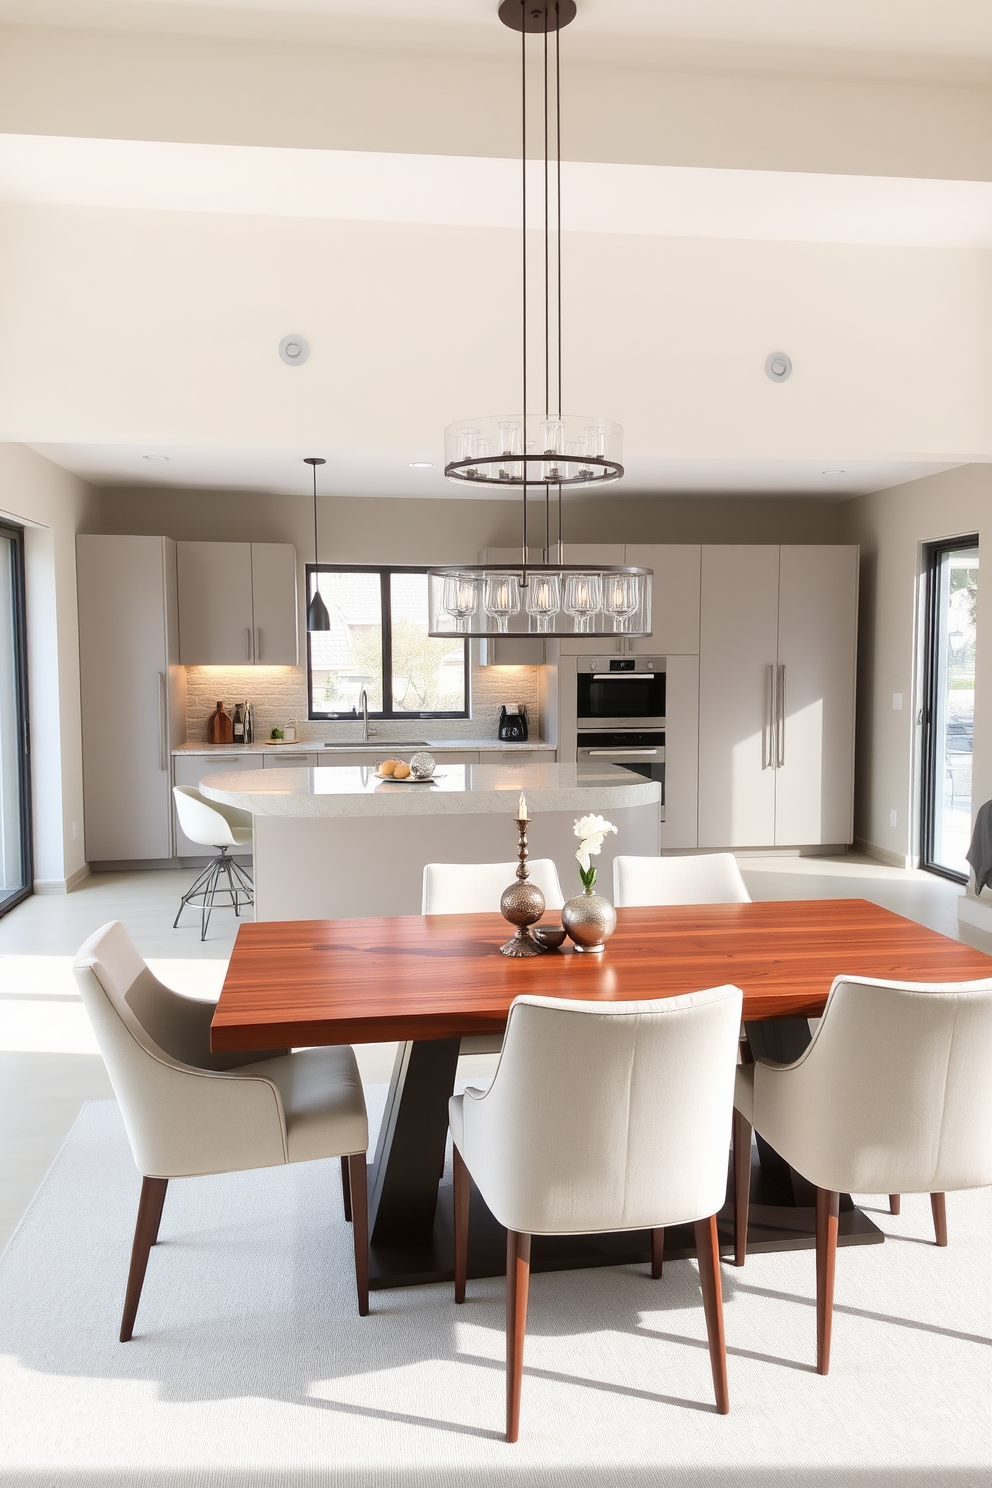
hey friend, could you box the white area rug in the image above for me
[1,1096,990,1488]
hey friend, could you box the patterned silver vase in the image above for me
[562,887,617,953]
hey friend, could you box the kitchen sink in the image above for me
[322,740,430,749]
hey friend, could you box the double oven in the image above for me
[574,655,666,810]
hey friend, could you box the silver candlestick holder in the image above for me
[499,812,547,957]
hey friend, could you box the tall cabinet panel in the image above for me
[250,543,299,665]
[698,547,780,848]
[660,654,699,851]
[178,542,254,665]
[774,546,858,846]
[623,545,701,656]
[77,535,184,862]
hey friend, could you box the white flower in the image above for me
[573,814,617,872]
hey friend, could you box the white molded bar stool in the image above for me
[173,785,254,939]
[450,985,743,1439]
[614,853,750,907]
[74,921,371,1338]
[733,973,992,1374]
[423,860,566,1056]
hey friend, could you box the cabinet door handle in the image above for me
[763,664,774,769]
[246,627,252,661]
[777,664,786,767]
[158,672,168,771]
[255,628,262,661]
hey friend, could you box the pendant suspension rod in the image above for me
[312,462,319,564]
[544,7,550,421]
[521,6,528,578]
[556,4,562,420]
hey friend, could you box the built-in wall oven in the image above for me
[576,654,666,730]
[576,655,666,813]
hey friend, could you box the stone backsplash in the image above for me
[184,662,542,744]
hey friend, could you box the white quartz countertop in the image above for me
[200,762,659,818]
[173,739,554,755]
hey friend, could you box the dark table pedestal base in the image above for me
[367,1154,884,1291]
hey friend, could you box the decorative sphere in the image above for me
[409,752,436,779]
[500,880,545,927]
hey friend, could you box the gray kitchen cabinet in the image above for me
[250,544,299,665]
[173,753,262,858]
[623,545,701,656]
[77,536,186,863]
[697,545,858,849]
[177,541,298,666]
[659,654,699,851]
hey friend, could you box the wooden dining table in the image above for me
[211,898,992,1290]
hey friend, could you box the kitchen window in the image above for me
[306,566,470,720]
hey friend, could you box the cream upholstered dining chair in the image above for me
[73,921,370,1339]
[613,852,751,907]
[173,785,255,940]
[733,973,992,1375]
[422,860,566,1056]
[449,985,743,1440]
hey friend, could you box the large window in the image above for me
[0,522,31,917]
[920,536,978,881]
[306,566,470,720]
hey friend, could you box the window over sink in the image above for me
[306,566,470,721]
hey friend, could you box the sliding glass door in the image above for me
[921,536,979,881]
[0,522,31,914]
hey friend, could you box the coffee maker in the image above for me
[498,703,528,742]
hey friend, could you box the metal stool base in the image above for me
[174,847,254,940]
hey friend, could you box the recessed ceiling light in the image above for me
[142,455,170,462]
[822,469,846,475]
[409,462,433,468]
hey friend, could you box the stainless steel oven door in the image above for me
[577,732,666,814]
[576,663,666,730]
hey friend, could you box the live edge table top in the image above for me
[211,898,992,1052]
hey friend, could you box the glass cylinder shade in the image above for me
[483,572,521,633]
[602,571,643,631]
[524,572,561,632]
[444,415,622,487]
[441,573,480,631]
[427,567,651,639]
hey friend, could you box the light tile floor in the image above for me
[1,856,989,1251]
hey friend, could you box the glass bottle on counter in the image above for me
[232,702,245,743]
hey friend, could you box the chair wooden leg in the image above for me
[453,1144,470,1303]
[815,1188,840,1375]
[931,1192,948,1247]
[889,1194,901,1215]
[120,1176,168,1342]
[694,1214,730,1414]
[347,1154,369,1317]
[651,1227,665,1279]
[733,1109,752,1266]
[340,1155,352,1223]
[505,1230,531,1443]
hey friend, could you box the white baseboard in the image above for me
[957,893,992,936]
[854,837,913,870]
[33,863,91,895]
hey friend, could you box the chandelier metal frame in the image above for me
[429,0,651,642]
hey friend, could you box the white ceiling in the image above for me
[2,0,992,80]
[25,443,960,501]
[6,134,992,248]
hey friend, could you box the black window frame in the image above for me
[919,532,978,884]
[306,563,471,721]
[0,520,32,918]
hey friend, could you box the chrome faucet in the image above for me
[357,688,376,742]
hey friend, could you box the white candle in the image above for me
[518,791,528,820]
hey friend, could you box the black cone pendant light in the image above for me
[304,456,330,631]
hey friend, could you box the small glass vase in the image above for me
[562,885,617,953]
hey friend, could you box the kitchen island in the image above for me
[200,761,660,920]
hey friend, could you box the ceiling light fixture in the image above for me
[822,469,846,476]
[142,454,170,462]
[428,0,650,640]
[304,456,330,632]
[409,462,434,468]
